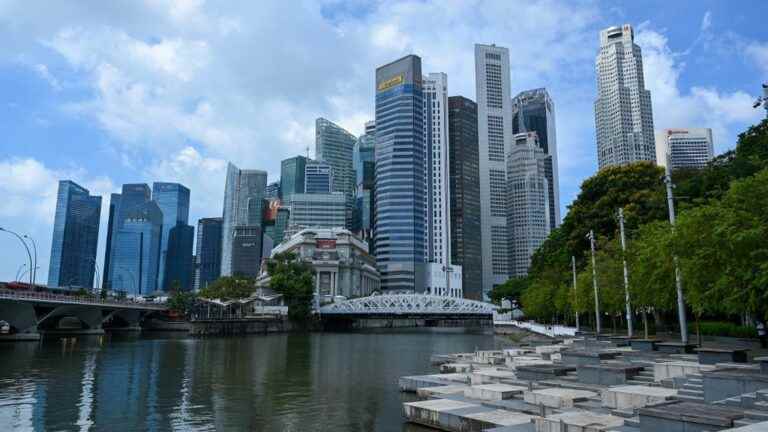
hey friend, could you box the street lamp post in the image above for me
[663,151,689,345]
[617,208,633,338]
[0,227,33,287]
[23,235,37,287]
[587,230,601,335]
[571,256,579,331]
[15,263,27,282]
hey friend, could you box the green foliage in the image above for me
[520,118,768,330]
[167,290,196,316]
[489,277,528,304]
[198,275,254,301]
[688,321,757,339]
[267,252,315,325]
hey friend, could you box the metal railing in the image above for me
[318,294,497,315]
[0,290,166,310]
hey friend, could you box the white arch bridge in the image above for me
[317,294,497,320]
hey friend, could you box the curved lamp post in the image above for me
[22,235,37,287]
[15,263,27,282]
[0,227,33,287]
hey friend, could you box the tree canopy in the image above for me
[198,275,255,301]
[267,252,315,324]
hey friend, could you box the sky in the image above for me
[0,0,766,285]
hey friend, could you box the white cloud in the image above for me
[700,11,712,32]
[0,158,116,282]
[745,41,768,75]
[637,26,763,151]
[32,64,61,90]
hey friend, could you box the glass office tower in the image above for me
[48,180,102,288]
[220,163,267,276]
[448,96,483,300]
[104,184,151,290]
[152,182,192,290]
[374,54,426,292]
[512,88,560,230]
[304,160,333,194]
[111,201,163,295]
[354,121,376,247]
[280,156,307,199]
[194,217,222,290]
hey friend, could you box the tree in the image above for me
[267,252,315,325]
[167,290,196,317]
[489,277,528,305]
[199,275,254,301]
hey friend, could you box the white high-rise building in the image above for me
[655,128,714,170]
[594,24,656,169]
[423,72,462,298]
[507,132,551,277]
[475,44,513,298]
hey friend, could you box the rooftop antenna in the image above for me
[306,145,311,159]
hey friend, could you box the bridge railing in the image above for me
[0,290,166,310]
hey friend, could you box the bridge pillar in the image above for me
[0,300,40,340]
[102,309,143,331]
[37,305,105,335]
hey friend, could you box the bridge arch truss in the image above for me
[317,294,497,318]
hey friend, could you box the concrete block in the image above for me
[655,342,696,354]
[464,384,527,401]
[463,410,534,428]
[629,339,662,351]
[476,350,505,364]
[441,362,473,373]
[516,364,575,381]
[404,399,531,431]
[601,385,678,410]
[533,412,624,432]
[561,351,621,367]
[505,348,534,357]
[427,373,471,384]
[523,388,598,408]
[577,364,643,386]
[471,368,518,385]
[536,345,567,355]
[417,385,469,398]
[509,356,553,370]
[653,361,714,381]
[703,368,768,403]
[639,401,744,431]
[696,348,749,365]
[723,421,768,431]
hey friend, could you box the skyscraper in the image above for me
[104,183,151,289]
[152,182,192,290]
[111,201,163,295]
[316,118,357,197]
[304,160,333,194]
[231,226,262,278]
[316,117,357,229]
[423,72,462,297]
[475,44,513,298]
[375,54,426,293]
[512,88,560,230]
[354,120,376,247]
[448,96,483,300]
[194,217,222,291]
[48,180,102,288]
[655,128,714,170]
[280,156,307,199]
[220,163,268,276]
[595,24,656,169]
[506,132,551,277]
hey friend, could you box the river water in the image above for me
[0,329,506,431]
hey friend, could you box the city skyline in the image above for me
[2,1,766,284]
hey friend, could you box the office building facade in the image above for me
[655,128,714,170]
[48,180,102,289]
[110,201,163,295]
[507,132,551,277]
[512,88,560,230]
[280,156,307,199]
[595,24,656,169]
[448,96,483,300]
[304,160,333,194]
[315,118,357,197]
[265,181,281,199]
[475,44,513,297]
[231,225,263,278]
[220,163,268,276]
[354,121,376,246]
[152,182,192,291]
[194,217,222,291]
[285,192,346,235]
[104,183,152,290]
[423,72,462,298]
[374,55,427,293]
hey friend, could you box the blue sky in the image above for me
[0,0,766,285]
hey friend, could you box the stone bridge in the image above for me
[0,290,167,340]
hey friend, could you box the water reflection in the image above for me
[0,329,502,431]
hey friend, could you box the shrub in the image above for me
[689,321,757,338]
